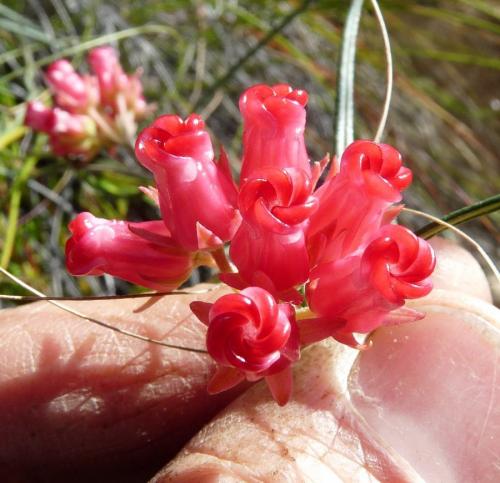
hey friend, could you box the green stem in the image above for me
[0,126,27,151]
[415,193,500,240]
[1,156,39,269]
[295,307,315,320]
[211,247,233,274]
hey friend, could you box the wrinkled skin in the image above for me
[0,238,497,482]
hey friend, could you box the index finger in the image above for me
[0,284,242,482]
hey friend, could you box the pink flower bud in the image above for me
[239,84,310,181]
[224,168,316,302]
[87,47,123,106]
[87,47,147,116]
[25,101,53,132]
[307,140,413,265]
[66,212,197,291]
[45,59,95,112]
[25,102,100,159]
[302,225,435,345]
[135,114,241,251]
[190,287,300,405]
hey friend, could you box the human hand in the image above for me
[0,238,497,482]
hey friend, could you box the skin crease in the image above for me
[0,238,496,482]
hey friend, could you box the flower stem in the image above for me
[295,307,315,320]
[211,247,233,274]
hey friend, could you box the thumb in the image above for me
[153,239,499,481]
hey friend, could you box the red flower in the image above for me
[135,114,241,251]
[191,287,300,406]
[239,84,310,181]
[223,168,317,303]
[307,140,412,266]
[66,212,201,291]
[301,224,435,346]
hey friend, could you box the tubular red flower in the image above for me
[190,287,300,405]
[65,212,198,291]
[307,140,413,266]
[224,168,317,302]
[45,59,96,113]
[239,84,310,181]
[303,224,435,343]
[135,114,241,251]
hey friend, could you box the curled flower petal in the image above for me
[362,224,436,305]
[239,167,317,233]
[191,287,300,405]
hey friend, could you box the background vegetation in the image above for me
[0,0,498,303]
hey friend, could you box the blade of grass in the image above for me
[404,208,499,284]
[0,18,53,43]
[0,126,27,150]
[370,0,392,143]
[404,49,500,70]
[415,194,500,240]
[335,0,364,158]
[1,155,38,269]
[1,24,178,83]
[0,5,39,28]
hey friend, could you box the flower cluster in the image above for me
[25,46,151,160]
[66,83,435,405]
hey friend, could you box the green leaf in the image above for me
[335,0,364,158]
[416,194,500,240]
